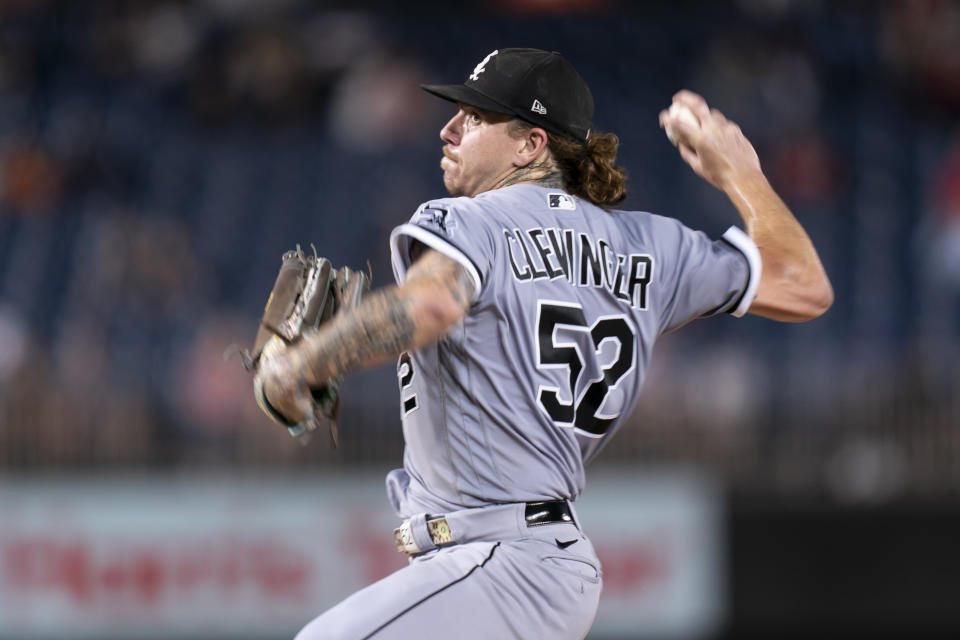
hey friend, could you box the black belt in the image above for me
[524,500,576,527]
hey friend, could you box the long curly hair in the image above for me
[510,120,628,207]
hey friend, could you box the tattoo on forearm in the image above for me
[297,288,417,386]
[293,251,474,387]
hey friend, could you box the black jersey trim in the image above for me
[362,542,501,639]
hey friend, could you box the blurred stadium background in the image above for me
[0,0,958,638]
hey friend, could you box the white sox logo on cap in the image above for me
[422,48,594,141]
[469,50,498,81]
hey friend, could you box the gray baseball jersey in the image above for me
[295,184,759,640]
[387,183,759,518]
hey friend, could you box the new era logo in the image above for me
[531,99,547,115]
[548,193,575,210]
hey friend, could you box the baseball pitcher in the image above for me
[257,48,833,639]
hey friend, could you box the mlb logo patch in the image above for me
[548,193,576,210]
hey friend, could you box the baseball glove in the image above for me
[239,246,370,447]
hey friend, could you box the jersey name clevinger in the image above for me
[503,227,654,310]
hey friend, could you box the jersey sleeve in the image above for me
[658,222,762,333]
[390,198,497,303]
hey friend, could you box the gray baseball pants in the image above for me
[294,502,602,639]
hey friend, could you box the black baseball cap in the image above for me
[422,48,594,142]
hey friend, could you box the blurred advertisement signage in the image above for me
[0,470,721,639]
